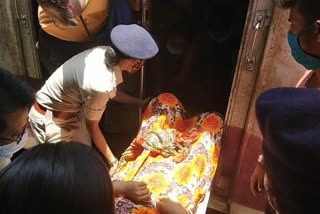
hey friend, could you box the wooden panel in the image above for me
[0,0,25,74]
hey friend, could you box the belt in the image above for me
[34,102,78,120]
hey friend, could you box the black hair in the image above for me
[0,142,115,214]
[104,46,131,69]
[263,145,319,214]
[0,68,35,133]
[275,0,320,24]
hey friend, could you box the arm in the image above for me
[113,180,151,203]
[250,154,266,196]
[112,91,150,106]
[157,197,189,214]
[85,119,116,164]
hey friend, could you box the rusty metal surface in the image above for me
[216,0,274,200]
[247,7,305,137]
[229,6,306,211]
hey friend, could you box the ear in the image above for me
[315,20,320,43]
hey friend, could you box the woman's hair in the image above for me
[0,142,114,214]
[104,46,130,68]
[263,147,318,214]
[0,68,35,133]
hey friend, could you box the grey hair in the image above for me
[104,46,120,68]
[37,0,69,9]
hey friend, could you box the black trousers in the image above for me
[38,27,110,79]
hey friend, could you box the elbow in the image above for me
[85,120,100,132]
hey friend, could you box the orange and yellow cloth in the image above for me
[112,93,223,214]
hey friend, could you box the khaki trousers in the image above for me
[28,106,91,146]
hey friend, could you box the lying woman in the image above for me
[112,93,223,213]
[0,94,223,214]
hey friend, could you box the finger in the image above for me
[139,192,152,202]
[258,179,264,192]
[157,196,168,202]
[137,185,149,192]
[137,188,150,197]
[137,181,148,187]
[250,179,257,197]
[156,200,163,210]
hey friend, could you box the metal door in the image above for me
[213,1,306,213]
[0,0,41,78]
[209,0,275,213]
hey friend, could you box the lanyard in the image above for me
[79,15,93,41]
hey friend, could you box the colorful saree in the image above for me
[112,93,223,214]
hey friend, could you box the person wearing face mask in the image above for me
[255,87,320,214]
[250,0,320,199]
[0,68,35,171]
[28,24,159,174]
[37,0,139,77]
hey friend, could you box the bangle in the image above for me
[257,155,264,166]
[109,158,118,167]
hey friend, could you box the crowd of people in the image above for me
[1,0,320,214]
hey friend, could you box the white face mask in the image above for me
[0,131,28,158]
[166,42,184,56]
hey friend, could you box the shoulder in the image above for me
[83,48,116,92]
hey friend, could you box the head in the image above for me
[166,23,191,56]
[37,0,80,27]
[0,68,35,148]
[110,24,159,73]
[104,46,145,74]
[207,2,235,43]
[256,87,320,214]
[0,142,114,214]
[275,0,320,69]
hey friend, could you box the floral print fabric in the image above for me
[113,93,223,214]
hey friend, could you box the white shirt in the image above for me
[36,46,123,121]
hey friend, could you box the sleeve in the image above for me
[0,157,11,171]
[82,91,110,121]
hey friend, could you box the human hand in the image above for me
[121,181,152,203]
[156,197,188,214]
[250,163,266,197]
[108,158,118,176]
[109,165,116,176]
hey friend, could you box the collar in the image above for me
[113,65,123,86]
